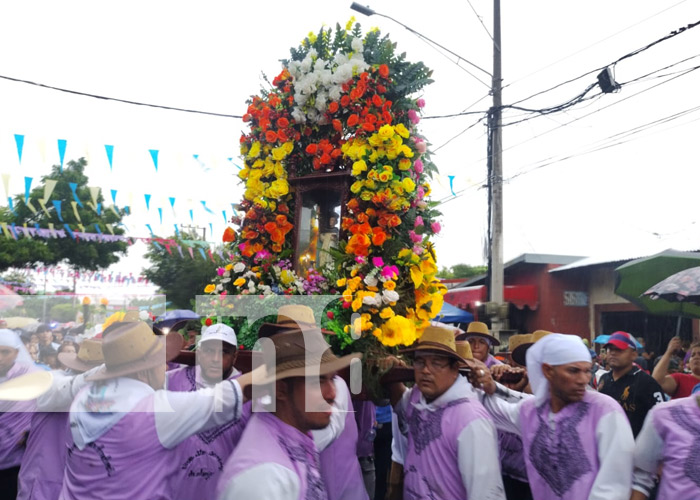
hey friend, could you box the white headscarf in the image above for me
[525,333,592,407]
[0,329,35,365]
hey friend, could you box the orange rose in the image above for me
[379,64,389,78]
[328,102,339,113]
[306,143,318,154]
[347,114,360,127]
[265,130,278,143]
[276,117,289,128]
[222,227,236,243]
[372,228,388,246]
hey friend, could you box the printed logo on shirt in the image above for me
[181,449,224,481]
[669,405,700,487]
[67,442,116,477]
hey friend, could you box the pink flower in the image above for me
[417,98,425,108]
[217,267,225,276]
[417,186,425,200]
[220,290,228,297]
[355,256,366,264]
[414,216,424,227]
[409,230,422,243]
[416,141,427,154]
[372,257,385,267]
[413,159,424,174]
[381,265,399,279]
[413,245,424,255]
[255,250,271,261]
[431,222,441,234]
[408,109,420,125]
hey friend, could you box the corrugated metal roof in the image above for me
[453,253,584,287]
[550,247,700,273]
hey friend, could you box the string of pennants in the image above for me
[0,222,234,263]
[20,267,151,287]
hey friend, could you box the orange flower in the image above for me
[242,229,259,240]
[372,228,387,246]
[222,227,236,242]
[340,95,350,107]
[306,143,318,154]
[372,94,383,107]
[347,114,360,127]
[346,233,371,256]
[277,129,289,142]
[332,119,342,132]
[379,64,390,78]
[272,244,282,253]
[265,130,278,143]
[347,198,360,211]
[357,213,369,224]
[362,122,375,132]
[270,228,285,244]
[320,153,331,164]
[276,117,289,128]
[264,222,278,234]
[328,101,339,113]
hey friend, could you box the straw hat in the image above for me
[58,339,105,373]
[252,320,361,385]
[276,304,335,335]
[400,326,470,365]
[455,340,474,361]
[85,321,183,382]
[511,330,551,367]
[456,321,501,346]
[0,371,53,401]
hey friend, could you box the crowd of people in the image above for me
[0,308,699,500]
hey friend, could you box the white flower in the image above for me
[364,275,378,287]
[382,290,400,304]
[363,295,379,307]
[233,263,245,273]
[351,37,364,53]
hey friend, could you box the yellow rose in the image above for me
[248,141,261,158]
[402,177,416,193]
[282,142,294,155]
[378,124,394,140]
[204,284,216,293]
[398,158,411,171]
[352,160,368,176]
[394,123,410,138]
[233,278,246,287]
[337,278,347,287]
[225,264,233,271]
[351,180,364,193]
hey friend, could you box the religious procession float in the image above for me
[200,20,447,396]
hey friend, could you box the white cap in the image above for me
[198,324,237,348]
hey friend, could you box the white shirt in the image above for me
[395,376,506,500]
[480,384,634,500]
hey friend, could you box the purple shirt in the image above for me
[318,381,368,500]
[17,412,70,500]
[519,390,625,500]
[0,362,38,470]
[637,396,700,498]
[165,365,249,500]
[218,411,328,500]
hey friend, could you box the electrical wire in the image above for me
[465,0,496,45]
[0,74,243,119]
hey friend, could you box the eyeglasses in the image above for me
[413,357,451,371]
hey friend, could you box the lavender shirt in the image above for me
[0,362,38,470]
[633,395,700,499]
[165,365,250,500]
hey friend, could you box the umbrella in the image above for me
[154,309,200,329]
[642,266,700,304]
[614,249,700,318]
[0,284,23,311]
[594,334,611,345]
[435,302,474,324]
[1,317,39,329]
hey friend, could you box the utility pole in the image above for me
[488,0,504,339]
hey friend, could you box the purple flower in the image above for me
[414,216,424,227]
[372,257,385,267]
[431,222,441,234]
[408,109,420,125]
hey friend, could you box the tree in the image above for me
[0,158,128,273]
[143,233,220,310]
[437,263,487,280]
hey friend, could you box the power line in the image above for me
[0,73,244,119]
[504,0,690,91]
[465,0,496,45]
[432,116,487,153]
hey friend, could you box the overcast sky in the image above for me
[0,0,698,285]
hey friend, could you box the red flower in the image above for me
[347,114,360,127]
[332,119,342,132]
[340,95,351,107]
[328,102,339,113]
[205,318,213,327]
[265,130,278,143]
[276,117,289,128]
[372,94,383,107]
[379,64,389,78]
[306,143,318,154]
[327,311,335,320]
[222,227,236,243]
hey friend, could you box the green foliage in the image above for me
[437,263,487,279]
[0,158,127,272]
[143,234,220,310]
[50,303,79,323]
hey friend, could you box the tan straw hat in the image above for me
[456,321,501,346]
[86,321,183,381]
[511,330,551,366]
[58,338,105,373]
[253,305,360,386]
[400,326,470,366]
[0,371,53,401]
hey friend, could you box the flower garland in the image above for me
[206,21,445,351]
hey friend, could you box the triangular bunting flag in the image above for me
[58,139,67,171]
[149,149,159,171]
[24,177,32,202]
[144,194,152,211]
[14,134,24,164]
[105,145,114,170]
